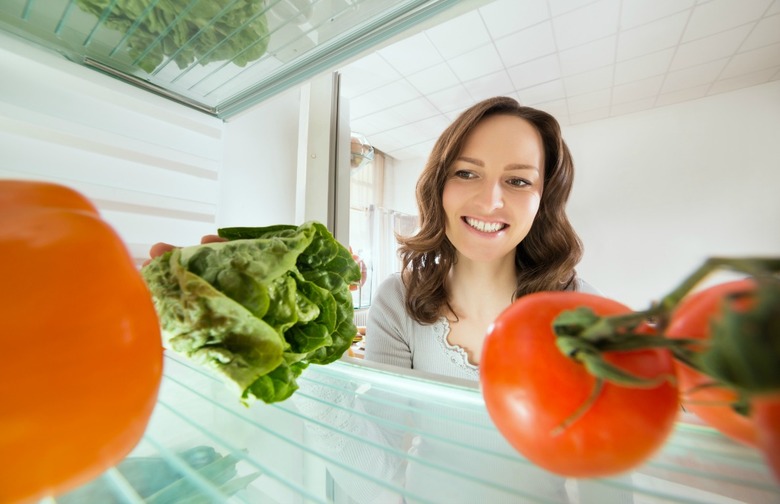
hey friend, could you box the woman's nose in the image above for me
[475,180,504,210]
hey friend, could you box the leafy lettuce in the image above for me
[75,0,270,73]
[142,222,360,404]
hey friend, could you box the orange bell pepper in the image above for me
[0,180,163,503]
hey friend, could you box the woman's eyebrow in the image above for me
[456,156,538,171]
[456,155,483,166]
[505,163,539,172]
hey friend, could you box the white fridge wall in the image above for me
[1,30,306,265]
[0,32,223,264]
[221,86,301,229]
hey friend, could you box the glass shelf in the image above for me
[50,352,779,503]
[0,0,468,118]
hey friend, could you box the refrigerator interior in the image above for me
[1,1,779,503]
[50,353,780,503]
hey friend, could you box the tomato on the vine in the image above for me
[665,280,758,447]
[752,395,780,481]
[666,277,780,481]
[480,291,680,478]
[0,180,163,503]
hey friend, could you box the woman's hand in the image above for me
[144,235,226,265]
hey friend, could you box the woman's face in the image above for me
[442,114,545,265]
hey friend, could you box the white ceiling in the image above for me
[338,0,780,161]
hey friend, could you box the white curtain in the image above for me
[351,205,417,308]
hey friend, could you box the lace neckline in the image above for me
[434,317,479,372]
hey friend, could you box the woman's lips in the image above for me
[463,216,508,233]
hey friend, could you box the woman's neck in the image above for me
[446,254,517,319]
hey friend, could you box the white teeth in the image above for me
[465,217,505,233]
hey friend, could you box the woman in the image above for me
[365,96,597,380]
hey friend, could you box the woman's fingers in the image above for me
[142,242,175,267]
[150,235,223,257]
[149,242,176,258]
[201,234,226,244]
[143,235,226,267]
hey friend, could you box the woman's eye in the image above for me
[453,170,475,179]
[507,178,531,187]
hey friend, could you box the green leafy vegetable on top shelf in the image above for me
[142,221,361,405]
[75,0,270,73]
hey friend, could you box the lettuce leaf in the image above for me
[75,0,270,73]
[142,221,360,404]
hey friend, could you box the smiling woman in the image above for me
[442,114,545,266]
[364,96,598,379]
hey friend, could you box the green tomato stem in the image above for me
[654,257,780,329]
[551,378,604,437]
[551,256,780,433]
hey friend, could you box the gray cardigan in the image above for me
[364,273,601,380]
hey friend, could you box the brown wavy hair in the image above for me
[398,96,583,324]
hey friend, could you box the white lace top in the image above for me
[436,317,479,376]
[364,273,599,380]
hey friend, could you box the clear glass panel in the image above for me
[52,353,780,503]
[0,0,470,118]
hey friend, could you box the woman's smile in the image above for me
[462,216,508,234]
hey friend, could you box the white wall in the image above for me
[383,81,780,310]
[566,80,780,309]
[221,87,302,228]
[0,30,307,264]
[0,32,224,265]
[384,156,420,214]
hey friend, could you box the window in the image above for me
[348,143,417,308]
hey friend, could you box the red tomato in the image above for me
[752,394,780,482]
[0,181,163,503]
[665,280,758,447]
[480,291,680,478]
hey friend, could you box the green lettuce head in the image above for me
[75,0,270,73]
[142,222,360,404]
